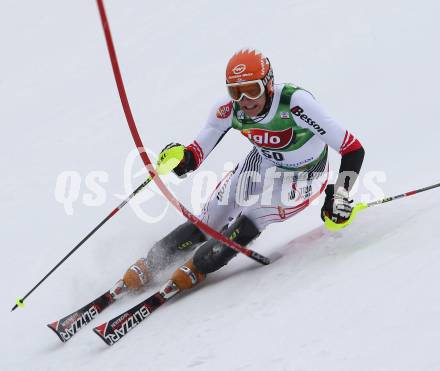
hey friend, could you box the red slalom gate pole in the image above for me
[95,0,270,266]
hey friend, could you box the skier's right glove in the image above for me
[158,143,197,178]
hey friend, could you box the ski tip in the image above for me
[46,322,67,343]
[47,321,59,331]
[93,323,107,338]
[93,326,112,346]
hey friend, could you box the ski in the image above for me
[47,287,119,342]
[93,280,180,346]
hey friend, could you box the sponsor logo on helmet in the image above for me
[291,106,326,135]
[232,64,246,75]
[241,127,294,149]
[280,112,289,119]
[216,102,233,119]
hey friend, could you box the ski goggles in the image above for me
[226,80,265,101]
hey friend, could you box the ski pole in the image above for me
[324,181,440,231]
[11,177,153,311]
[11,148,186,311]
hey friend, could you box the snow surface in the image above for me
[2,0,440,370]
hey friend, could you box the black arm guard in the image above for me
[160,142,197,177]
[173,148,197,177]
[336,147,365,191]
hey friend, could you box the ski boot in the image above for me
[122,258,152,290]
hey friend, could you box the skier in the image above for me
[114,49,365,297]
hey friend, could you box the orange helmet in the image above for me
[225,49,274,100]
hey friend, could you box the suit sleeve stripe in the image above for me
[339,131,363,156]
[187,141,204,168]
[341,130,349,148]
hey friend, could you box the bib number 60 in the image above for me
[261,149,284,161]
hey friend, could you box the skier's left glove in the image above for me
[158,143,197,178]
[320,184,353,223]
